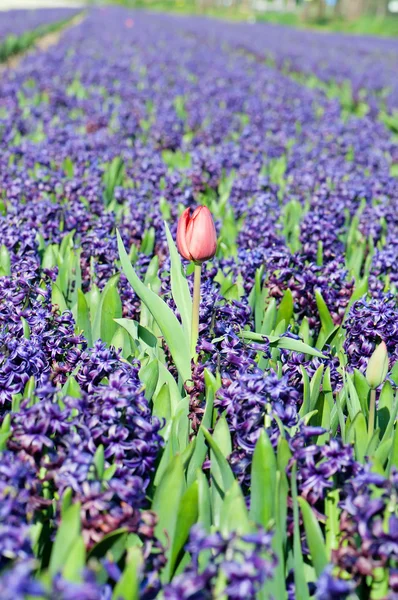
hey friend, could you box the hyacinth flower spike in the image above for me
[176,206,217,356]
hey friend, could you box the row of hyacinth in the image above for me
[0,8,78,42]
[0,5,397,599]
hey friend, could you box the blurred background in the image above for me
[1,0,398,36]
[107,0,398,36]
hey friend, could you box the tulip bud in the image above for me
[366,341,389,389]
[176,206,217,263]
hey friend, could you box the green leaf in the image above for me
[92,274,121,345]
[270,470,288,600]
[49,503,81,576]
[0,245,11,275]
[88,529,128,560]
[157,362,183,416]
[374,438,393,467]
[170,396,190,455]
[86,284,101,324]
[139,358,159,401]
[378,380,394,438]
[61,375,82,399]
[325,490,340,554]
[388,425,398,473]
[201,425,235,492]
[76,289,92,347]
[221,480,251,535]
[62,156,74,178]
[140,227,156,255]
[51,283,68,314]
[112,547,142,600]
[250,429,276,528]
[103,156,124,207]
[166,481,199,581]
[153,383,172,435]
[197,469,212,532]
[21,316,30,339]
[117,231,191,382]
[99,279,122,345]
[187,369,217,485]
[93,445,104,479]
[241,331,326,358]
[111,326,132,359]
[299,367,311,418]
[390,361,398,386]
[276,289,293,327]
[309,365,324,412]
[319,324,341,351]
[206,415,234,528]
[291,464,310,600]
[345,372,362,421]
[261,298,277,335]
[114,317,157,354]
[62,536,86,582]
[0,413,11,450]
[275,336,326,358]
[152,455,185,549]
[350,412,368,462]
[315,290,334,335]
[60,488,73,518]
[353,369,370,417]
[298,497,328,577]
[164,221,192,338]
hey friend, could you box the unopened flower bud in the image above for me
[176,206,217,263]
[366,341,389,389]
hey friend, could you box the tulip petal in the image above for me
[186,206,217,263]
[176,208,192,261]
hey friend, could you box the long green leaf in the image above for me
[91,274,120,344]
[197,469,212,532]
[77,289,92,347]
[276,289,294,327]
[298,497,328,577]
[152,455,185,549]
[250,429,276,528]
[112,547,142,600]
[165,480,199,581]
[51,282,68,314]
[117,231,191,382]
[62,537,86,582]
[315,290,334,334]
[221,481,251,535]
[241,331,326,358]
[187,369,216,486]
[201,426,235,492]
[164,221,192,338]
[49,503,81,576]
[291,463,310,600]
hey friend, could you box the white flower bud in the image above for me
[366,341,389,389]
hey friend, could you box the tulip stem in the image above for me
[191,263,201,357]
[368,388,376,439]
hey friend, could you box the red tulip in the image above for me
[176,206,217,263]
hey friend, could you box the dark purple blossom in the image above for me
[217,368,299,484]
[163,525,276,600]
[344,294,398,372]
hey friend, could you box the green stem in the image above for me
[368,388,376,439]
[191,263,202,357]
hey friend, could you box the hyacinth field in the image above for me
[0,5,398,599]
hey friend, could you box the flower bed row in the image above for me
[0,8,80,63]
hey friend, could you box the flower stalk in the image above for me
[191,263,202,356]
[368,388,376,439]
